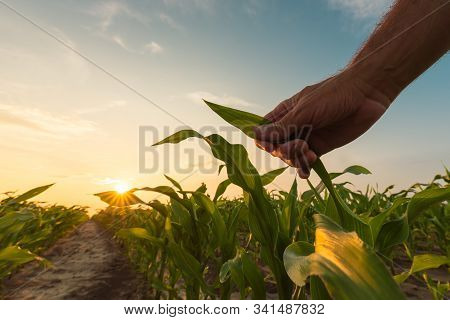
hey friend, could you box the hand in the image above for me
[254,69,391,178]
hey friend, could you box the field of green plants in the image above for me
[0,185,88,283]
[92,102,450,300]
[0,102,448,299]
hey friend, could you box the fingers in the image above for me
[264,100,291,122]
[255,140,276,153]
[263,139,317,179]
[254,101,315,144]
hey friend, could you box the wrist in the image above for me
[345,57,401,107]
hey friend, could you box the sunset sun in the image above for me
[114,181,131,194]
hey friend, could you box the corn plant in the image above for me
[95,100,449,299]
[0,185,88,283]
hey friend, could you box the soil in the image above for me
[2,220,147,300]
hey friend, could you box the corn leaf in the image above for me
[213,166,288,202]
[283,214,404,299]
[407,186,450,222]
[375,216,409,251]
[164,175,183,191]
[116,228,164,246]
[192,192,227,250]
[394,254,450,284]
[312,159,374,246]
[203,100,268,138]
[140,186,192,211]
[302,165,371,200]
[168,242,212,295]
[94,190,144,207]
[369,198,408,242]
[5,184,54,206]
[241,252,266,299]
[0,245,41,265]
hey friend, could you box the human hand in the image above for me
[254,69,391,178]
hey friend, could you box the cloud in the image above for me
[162,0,216,14]
[187,91,258,108]
[145,41,164,54]
[88,1,152,52]
[89,1,148,32]
[326,0,393,19]
[159,13,183,31]
[76,100,127,115]
[0,104,96,137]
[243,0,265,16]
[111,35,133,52]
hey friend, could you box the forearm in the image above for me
[348,0,450,103]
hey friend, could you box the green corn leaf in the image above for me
[310,276,331,300]
[152,129,202,146]
[195,183,207,194]
[261,166,289,185]
[0,245,42,265]
[170,199,193,230]
[375,216,409,252]
[241,252,266,299]
[220,256,246,298]
[0,211,34,231]
[5,184,54,206]
[323,196,341,225]
[213,180,232,202]
[94,190,145,207]
[192,192,227,249]
[283,241,314,287]
[394,254,450,284]
[168,242,212,295]
[279,178,298,239]
[407,186,450,222]
[369,198,408,242]
[213,166,288,202]
[116,228,164,246]
[329,165,371,179]
[203,100,268,138]
[312,159,374,246]
[140,186,192,211]
[164,175,183,191]
[283,214,404,299]
[302,165,371,200]
[147,200,170,217]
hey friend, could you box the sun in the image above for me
[114,181,131,194]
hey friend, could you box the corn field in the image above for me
[1,102,449,299]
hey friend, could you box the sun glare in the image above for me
[114,181,131,194]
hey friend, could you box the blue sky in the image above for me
[0,0,448,209]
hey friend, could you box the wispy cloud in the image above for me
[187,91,258,108]
[76,100,127,115]
[88,1,155,53]
[145,41,164,54]
[243,0,266,17]
[111,34,134,52]
[89,1,149,32]
[162,0,217,14]
[159,13,183,31]
[326,0,393,20]
[0,104,96,137]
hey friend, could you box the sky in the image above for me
[0,0,449,212]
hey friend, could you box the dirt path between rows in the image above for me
[3,220,147,300]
